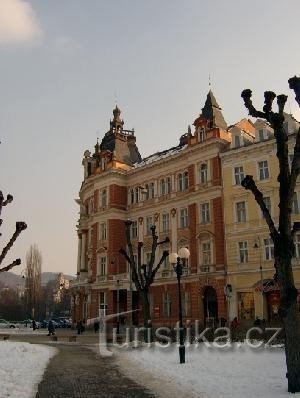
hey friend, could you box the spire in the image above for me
[201,90,227,130]
[110,105,124,131]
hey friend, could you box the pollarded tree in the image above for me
[240,76,300,393]
[0,191,27,273]
[119,221,169,334]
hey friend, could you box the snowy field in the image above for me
[0,341,57,398]
[115,343,300,398]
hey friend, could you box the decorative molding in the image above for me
[138,216,143,225]
[171,208,177,217]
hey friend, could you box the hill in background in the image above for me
[0,271,76,289]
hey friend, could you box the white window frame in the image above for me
[162,212,170,232]
[179,208,188,228]
[199,163,208,184]
[234,166,245,185]
[264,238,274,260]
[200,202,210,224]
[99,222,107,240]
[146,216,153,235]
[238,241,248,264]
[236,201,247,223]
[258,160,269,180]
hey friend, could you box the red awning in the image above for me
[253,279,279,293]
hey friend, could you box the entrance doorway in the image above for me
[203,286,218,327]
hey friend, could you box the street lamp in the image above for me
[169,247,190,364]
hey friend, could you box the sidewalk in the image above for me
[36,343,156,398]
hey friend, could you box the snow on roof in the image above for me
[133,144,187,169]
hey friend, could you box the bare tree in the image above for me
[240,77,300,392]
[25,244,42,319]
[0,191,27,273]
[119,221,169,335]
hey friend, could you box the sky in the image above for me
[1,0,300,276]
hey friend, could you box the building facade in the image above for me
[221,114,300,325]
[71,93,300,329]
[71,92,230,328]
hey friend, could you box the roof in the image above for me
[201,90,228,130]
[133,144,187,169]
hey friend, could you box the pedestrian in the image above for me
[77,320,83,335]
[94,320,99,333]
[32,319,37,331]
[48,320,55,336]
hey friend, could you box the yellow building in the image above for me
[221,115,300,325]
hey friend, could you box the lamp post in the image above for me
[169,247,190,364]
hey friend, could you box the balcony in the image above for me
[198,265,215,274]
[96,275,108,282]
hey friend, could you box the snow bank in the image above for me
[0,341,57,398]
[115,343,299,398]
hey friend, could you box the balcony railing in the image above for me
[198,264,215,273]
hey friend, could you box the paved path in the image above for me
[36,344,156,398]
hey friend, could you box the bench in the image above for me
[50,335,77,342]
[0,334,10,340]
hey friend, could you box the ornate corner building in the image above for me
[71,92,300,328]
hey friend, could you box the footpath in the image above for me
[36,342,155,398]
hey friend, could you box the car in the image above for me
[0,319,16,328]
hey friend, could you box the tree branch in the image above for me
[241,175,279,240]
[241,89,269,120]
[148,250,169,287]
[289,127,300,197]
[0,222,27,266]
[0,258,21,273]
[288,76,300,107]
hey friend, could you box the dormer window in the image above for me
[234,135,241,148]
[199,127,206,143]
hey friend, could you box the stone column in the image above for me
[77,234,82,274]
[81,232,87,271]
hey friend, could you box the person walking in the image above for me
[47,320,55,336]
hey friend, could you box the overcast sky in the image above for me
[1,0,300,276]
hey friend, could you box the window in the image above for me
[100,223,107,240]
[144,184,149,200]
[135,187,139,203]
[97,256,107,275]
[258,160,269,180]
[236,201,246,223]
[101,189,107,207]
[163,255,170,269]
[238,292,255,320]
[99,292,107,316]
[149,183,154,199]
[238,241,248,263]
[163,292,172,317]
[166,177,172,194]
[295,234,300,258]
[146,216,153,235]
[262,197,271,217]
[201,242,211,265]
[234,166,245,185]
[234,135,241,148]
[199,163,208,184]
[160,179,166,196]
[178,172,188,191]
[182,291,190,317]
[130,221,138,239]
[292,192,299,214]
[162,212,170,232]
[258,129,266,141]
[264,238,274,260]
[179,208,188,228]
[130,189,134,204]
[145,252,151,265]
[199,127,206,143]
[201,203,210,224]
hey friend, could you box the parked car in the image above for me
[0,319,16,328]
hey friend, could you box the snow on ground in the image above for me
[0,341,57,398]
[114,343,300,398]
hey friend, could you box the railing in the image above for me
[198,265,215,273]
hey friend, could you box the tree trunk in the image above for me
[277,252,300,392]
[141,289,152,342]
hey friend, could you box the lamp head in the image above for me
[178,247,190,259]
